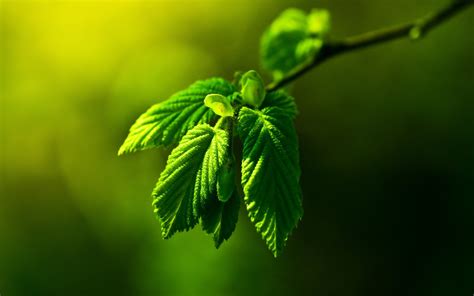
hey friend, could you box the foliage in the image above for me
[119,0,472,256]
[120,8,324,257]
[238,106,302,256]
[260,8,330,80]
[118,78,235,155]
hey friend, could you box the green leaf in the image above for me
[307,9,330,36]
[201,192,240,248]
[118,78,235,155]
[193,119,232,216]
[238,106,303,257]
[152,123,230,239]
[239,70,266,107]
[260,8,331,79]
[260,90,298,119]
[217,155,236,202]
[204,94,234,117]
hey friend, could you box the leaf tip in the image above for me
[213,238,224,249]
[117,144,127,156]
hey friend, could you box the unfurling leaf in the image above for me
[260,8,331,79]
[217,155,236,202]
[201,192,240,248]
[238,105,303,257]
[239,70,266,107]
[204,94,234,117]
[118,78,235,155]
[193,119,233,216]
[307,9,330,36]
[152,123,231,239]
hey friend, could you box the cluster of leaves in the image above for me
[119,8,331,257]
[261,8,330,79]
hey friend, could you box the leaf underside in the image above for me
[238,104,303,257]
[119,78,235,155]
[152,124,230,239]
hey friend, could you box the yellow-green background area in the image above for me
[0,0,473,295]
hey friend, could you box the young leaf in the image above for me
[307,9,330,36]
[201,192,240,248]
[238,106,303,257]
[118,78,235,155]
[217,155,236,202]
[239,70,266,107]
[193,119,233,216]
[204,94,234,117]
[260,8,331,79]
[152,123,230,239]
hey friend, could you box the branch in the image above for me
[266,0,473,91]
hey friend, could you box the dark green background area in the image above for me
[1,0,473,295]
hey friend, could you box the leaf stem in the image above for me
[266,0,473,91]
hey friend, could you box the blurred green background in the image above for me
[1,0,473,295]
